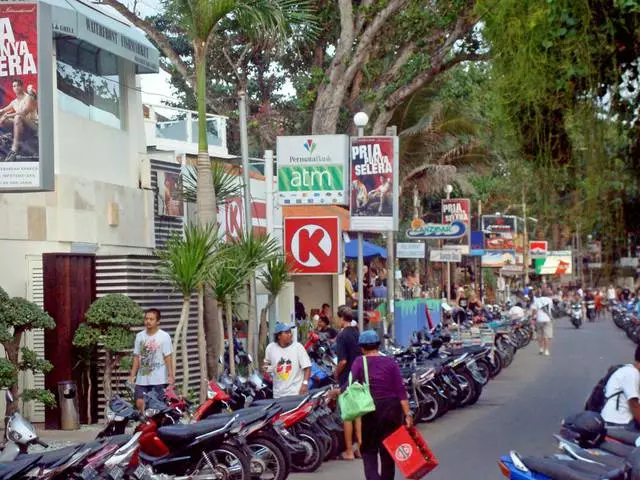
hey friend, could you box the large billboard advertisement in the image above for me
[441,198,470,254]
[349,136,399,231]
[276,135,349,206]
[0,2,53,191]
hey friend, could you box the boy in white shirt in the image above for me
[601,346,640,429]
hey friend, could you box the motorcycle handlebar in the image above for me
[36,439,49,448]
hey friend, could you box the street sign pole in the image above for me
[356,123,365,331]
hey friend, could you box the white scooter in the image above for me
[570,303,583,329]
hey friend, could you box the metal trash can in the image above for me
[57,380,80,430]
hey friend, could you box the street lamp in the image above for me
[353,112,369,330]
[444,184,453,199]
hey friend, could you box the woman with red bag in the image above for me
[350,330,414,480]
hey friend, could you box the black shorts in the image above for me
[134,384,167,400]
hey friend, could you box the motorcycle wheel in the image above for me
[196,444,252,480]
[453,373,475,407]
[488,352,503,378]
[248,437,288,480]
[416,389,445,422]
[457,371,481,407]
[322,428,342,461]
[291,427,325,473]
[474,359,491,386]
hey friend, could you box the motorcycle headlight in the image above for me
[207,385,216,400]
[144,408,160,418]
[105,406,116,422]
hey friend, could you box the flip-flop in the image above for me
[339,453,355,461]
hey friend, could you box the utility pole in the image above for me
[522,188,529,287]
[239,90,258,368]
[385,125,397,338]
[478,200,483,301]
[354,113,368,331]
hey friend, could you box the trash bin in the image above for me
[57,380,80,430]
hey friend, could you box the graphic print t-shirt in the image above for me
[133,329,172,386]
[265,342,312,398]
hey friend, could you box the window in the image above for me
[55,39,123,129]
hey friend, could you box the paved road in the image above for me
[292,316,633,479]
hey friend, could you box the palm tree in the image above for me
[156,223,220,398]
[257,256,293,363]
[170,0,317,379]
[182,161,243,205]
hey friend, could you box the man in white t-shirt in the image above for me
[264,323,312,398]
[531,292,553,356]
[129,308,174,411]
[508,302,526,322]
[601,347,640,429]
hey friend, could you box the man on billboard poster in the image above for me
[350,138,394,217]
[0,3,39,164]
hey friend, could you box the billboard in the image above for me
[534,251,573,275]
[529,241,548,259]
[482,251,517,268]
[156,170,184,217]
[441,198,470,254]
[0,2,53,191]
[397,242,425,259]
[276,135,349,205]
[349,136,399,231]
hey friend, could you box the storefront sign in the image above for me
[407,219,467,239]
[156,170,184,217]
[529,241,548,259]
[284,216,340,274]
[397,242,425,259]
[534,251,573,275]
[0,2,54,192]
[349,136,399,231]
[441,198,470,254]
[277,135,349,205]
[470,230,485,256]
[430,249,461,263]
[619,257,638,268]
[482,251,517,268]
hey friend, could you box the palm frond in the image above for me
[258,256,292,297]
[156,223,221,296]
[182,161,243,205]
[229,231,280,270]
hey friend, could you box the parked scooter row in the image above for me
[612,300,640,343]
[498,411,640,479]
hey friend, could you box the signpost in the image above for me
[284,217,341,275]
[397,242,426,259]
[430,249,462,263]
[441,199,470,254]
[276,135,349,205]
[529,241,548,259]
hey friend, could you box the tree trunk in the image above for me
[180,308,189,397]
[103,350,113,418]
[225,298,236,378]
[258,296,275,366]
[175,296,191,396]
[4,337,20,419]
[85,369,92,425]
[204,291,220,378]
[197,285,208,403]
[246,282,254,371]
[173,296,190,367]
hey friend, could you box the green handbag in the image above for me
[338,356,376,421]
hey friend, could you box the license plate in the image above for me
[107,466,125,480]
[80,466,99,480]
[132,464,149,480]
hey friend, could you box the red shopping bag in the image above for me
[383,425,439,479]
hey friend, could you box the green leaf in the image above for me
[0,358,17,389]
[18,347,53,374]
[0,297,55,330]
[22,389,56,406]
[85,294,144,328]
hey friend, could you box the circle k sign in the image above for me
[284,217,341,274]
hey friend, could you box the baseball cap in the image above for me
[275,322,292,334]
[359,330,379,345]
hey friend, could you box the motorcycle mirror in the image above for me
[218,355,224,364]
[247,354,253,364]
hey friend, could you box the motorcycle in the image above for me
[570,303,583,329]
[586,300,596,322]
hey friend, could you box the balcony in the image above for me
[143,104,230,158]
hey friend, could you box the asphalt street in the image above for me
[292,315,634,479]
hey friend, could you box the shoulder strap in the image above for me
[363,356,370,385]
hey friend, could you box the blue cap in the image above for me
[275,322,293,335]
[359,330,379,345]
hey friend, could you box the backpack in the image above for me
[584,364,625,412]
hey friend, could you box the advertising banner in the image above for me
[0,2,46,190]
[156,170,184,217]
[284,216,340,274]
[276,135,349,205]
[534,251,573,275]
[482,214,517,250]
[441,198,470,254]
[470,230,485,256]
[529,241,548,259]
[481,251,517,268]
[349,136,399,231]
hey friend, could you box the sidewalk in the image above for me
[1,424,104,450]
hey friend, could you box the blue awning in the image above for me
[344,240,387,259]
[44,0,159,73]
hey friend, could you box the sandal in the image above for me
[339,452,355,461]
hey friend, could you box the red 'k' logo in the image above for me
[226,199,244,240]
[291,225,332,267]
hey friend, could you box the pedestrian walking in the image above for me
[335,305,362,460]
[129,308,174,412]
[531,291,553,356]
[349,330,413,480]
[263,322,311,398]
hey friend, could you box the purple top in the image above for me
[350,355,408,401]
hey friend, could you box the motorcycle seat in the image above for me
[522,455,625,480]
[157,416,235,447]
[19,445,79,469]
[606,429,640,446]
[0,455,42,479]
[599,440,634,457]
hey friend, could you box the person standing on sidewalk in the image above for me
[350,330,413,480]
[129,308,174,412]
[335,305,362,460]
[263,323,312,398]
[531,291,553,356]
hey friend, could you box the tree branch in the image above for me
[99,0,193,86]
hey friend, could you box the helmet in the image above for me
[486,305,494,313]
[561,411,606,448]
